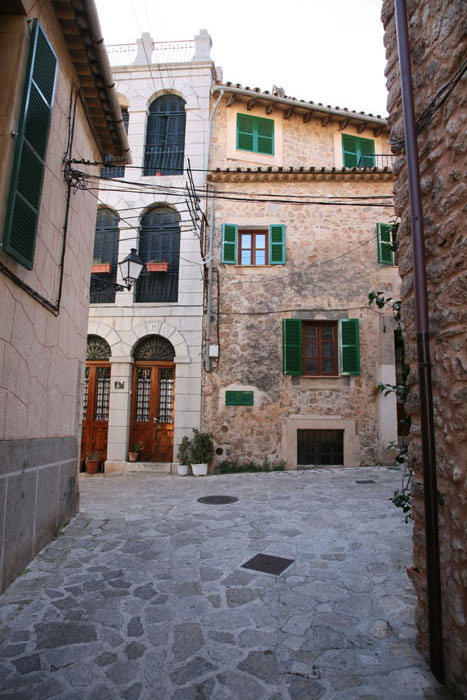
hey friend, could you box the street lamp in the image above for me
[118,248,144,290]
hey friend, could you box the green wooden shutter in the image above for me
[269,224,285,264]
[3,20,58,269]
[221,224,237,263]
[342,135,358,168]
[360,138,375,167]
[339,319,360,375]
[237,114,254,151]
[377,223,394,264]
[282,319,302,376]
[256,117,274,155]
[226,391,254,406]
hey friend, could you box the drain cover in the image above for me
[242,553,294,576]
[355,479,375,484]
[197,495,238,504]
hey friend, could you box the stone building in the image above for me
[382,0,466,693]
[83,32,217,473]
[0,0,128,591]
[203,84,399,468]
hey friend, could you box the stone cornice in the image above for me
[208,167,395,183]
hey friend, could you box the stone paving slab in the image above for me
[0,468,451,699]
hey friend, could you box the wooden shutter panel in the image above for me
[221,224,237,264]
[342,135,358,168]
[256,117,274,155]
[360,138,375,167]
[3,20,58,269]
[226,391,254,406]
[282,319,302,376]
[237,114,254,151]
[377,223,394,264]
[339,319,360,375]
[269,224,286,264]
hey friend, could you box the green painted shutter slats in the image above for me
[360,138,375,167]
[3,20,57,269]
[221,224,237,264]
[342,135,358,168]
[226,391,254,406]
[282,319,302,376]
[237,114,254,151]
[339,319,360,375]
[236,114,274,155]
[377,223,394,265]
[256,117,274,155]
[269,224,286,264]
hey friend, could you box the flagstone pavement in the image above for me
[0,467,453,699]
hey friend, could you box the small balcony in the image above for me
[143,145,184,176]
[357,153,396,169]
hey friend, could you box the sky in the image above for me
[95,0,389,117]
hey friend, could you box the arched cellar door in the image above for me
[130,335,175,462]
[81,335,111,465]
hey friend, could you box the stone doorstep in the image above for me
[102,460,176,476]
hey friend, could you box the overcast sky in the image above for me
[95,0,389,117]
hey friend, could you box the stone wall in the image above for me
[381,0,466,692]
[0,2,102,591]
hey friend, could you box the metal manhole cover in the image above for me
[355,480,375,484]
[241,553,294,576]
[197,495,238,504]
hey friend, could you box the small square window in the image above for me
[237,114,274,155]
[239,230,268,266]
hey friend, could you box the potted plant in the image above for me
[176,435,191,476]
[91,258,112,274]
[146,259,169,273]
[86,451,101,474]
[128,441,143,462]
[190,429,214,476]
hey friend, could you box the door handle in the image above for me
[153,417,160,424]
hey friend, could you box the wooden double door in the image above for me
[129,361,175,462]
[81,362,111,464]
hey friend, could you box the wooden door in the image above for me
[81,362,111,463]
[130,362,175,462]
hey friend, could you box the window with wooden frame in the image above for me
[282,318,360,377]
[2,20,58,269]
[342,134,375,168]
[377,223,398,265]
[221,224,285,265]
[236,113,274,155]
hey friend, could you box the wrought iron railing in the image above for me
[106,40,195,67]
[101,164,125,179]
[143,145,184,176]
[135,270,179,303]
[357,153,396,169]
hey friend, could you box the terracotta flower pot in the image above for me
[128,452,139,462]
[92,263,112,274]
[86,459,100,474]
[146,262,169,272]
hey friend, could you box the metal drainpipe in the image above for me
[204,89,224,371]
[394,0,444,683]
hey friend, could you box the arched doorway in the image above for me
[81,335,111,466]
[130,335,175,462]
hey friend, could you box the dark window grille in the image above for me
[94,367,111,421]
[90,208,119,303]
[297,429,344,465]
[158,369,174,423]
[101,109,129,179]
[83,366,89,421]
[135,368,151,422]
[144,95,186,176]
[135,207,180,303]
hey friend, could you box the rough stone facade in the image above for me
[0,1,125,591]
[203,91,399,469]
[382,0,466,693]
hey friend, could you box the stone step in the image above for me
[125,462,175,474]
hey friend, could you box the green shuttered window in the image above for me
[221,224,285,265]
[225,391,254,406]
[342,134,375,168]
[282,319,360,376]
[377,223,396,265]
[3,20,58,269]
[237,114,274,155]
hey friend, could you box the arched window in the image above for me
[144,95,186,176]
[135,206,180,303]
[101,108,129,179]
[90,208,119,304]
